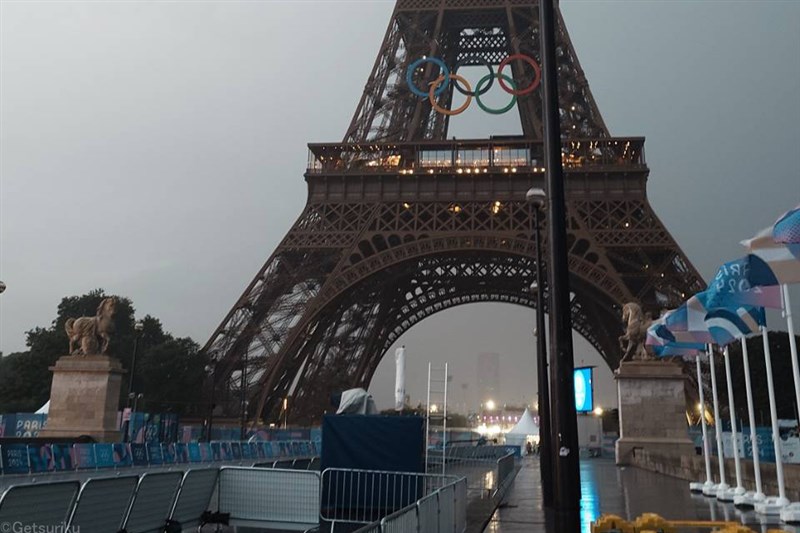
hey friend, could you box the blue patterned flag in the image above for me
[741,203,800,285]
[774,204,800,244]
[704,306,765,346]
[705,258,782,309]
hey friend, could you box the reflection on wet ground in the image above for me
[486,456,800,533]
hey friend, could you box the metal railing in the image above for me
[340,475,468,533]
[320,468,463,528]
[493,452,517,504]
[218,466,320,527]
[0,458,475,532]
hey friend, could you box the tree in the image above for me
[0,290,207,416]
[718,331,800,423]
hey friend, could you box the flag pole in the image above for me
[780,284,800,521]
[695,353,715,494]
[783,285,800,429]
[735,336,765,506]
[707,345,729,497]
[755,325,790,514]
[722,345,745,499]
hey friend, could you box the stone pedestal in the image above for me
[39,355,126,442]
[615,360,695,465]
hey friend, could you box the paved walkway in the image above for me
[485,456,800,533]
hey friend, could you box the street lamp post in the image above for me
[240,352,248,441]
[205,363,217,443]
[123,320,144,443]
[526,187,554,508]
[539,0,581,526]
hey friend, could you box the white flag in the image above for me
[394,346,406,411]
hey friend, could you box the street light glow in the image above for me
[430,404,439,413]
[485,399,496,411]
[593,406,604,416]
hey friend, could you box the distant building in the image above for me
[477,352,500,404]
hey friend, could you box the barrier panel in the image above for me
[113,443,133,467]
[169,468,219,529]
[74,443,96,470]
[0,480,80,526]
[67,475,138,531]
[217,466,320,526]
[95,443,115,468]
[381,504,418,533]
[417,492,439,533]
[122,471,183,532]
[321,468,458,526]
[131,443,148,466]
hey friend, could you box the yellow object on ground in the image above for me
[591,513,790,533]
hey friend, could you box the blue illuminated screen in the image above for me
[574,367,594,413]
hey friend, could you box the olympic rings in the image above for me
[428,74,472,116]
[407,57,450,98]
[452,57,494,97]
[475,73,517,115]
[407,53,541,115]
[498,54,541,96]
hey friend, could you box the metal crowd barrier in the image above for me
[348,476,468,533]
[492,452,517,504]
[320,468,467,532]
[217,466,320,530]
[0,466,221,533]
[0,439,319,476]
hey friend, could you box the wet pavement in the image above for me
[485,456,800,533]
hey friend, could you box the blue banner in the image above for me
[94,444,114,468]
[28,444,53,473]
[51,444,73,471]
[256,442,267,459]
[188,442,201,463]
[131,443,148,466]
[199,442,212,462]
[221,442,233,461]
[211,442,222,461]
[113,444,132,467]
[74,443,96,469]
[174,443,189,463]
[241,442,252,460]
[147,443,163,465]
[263,442,274,458]
[1,444,30,474]
[230,442,241,460]
[162,443,176,464]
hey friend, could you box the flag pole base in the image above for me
[702,483,719,497]
[689,481,705,493]
[755,496,790,515]
[779,502,800,523]
[734,491,766,509]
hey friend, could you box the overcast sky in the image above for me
[1,1,798,413]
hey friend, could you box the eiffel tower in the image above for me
[202,0,705,424]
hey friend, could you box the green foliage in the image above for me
[0,289,206,416]
[721,331,800,422]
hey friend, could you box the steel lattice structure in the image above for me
[202,0,705,425]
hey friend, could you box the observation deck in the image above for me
[305,137,648,203]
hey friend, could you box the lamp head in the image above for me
[525,187,546,209]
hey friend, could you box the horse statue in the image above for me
[65,297,117,355]
[618,302,653,366]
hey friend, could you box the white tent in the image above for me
[35,400,50,414]
[505,408,539,449]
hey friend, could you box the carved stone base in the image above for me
[39,355,126,443]
[615,360,695,465]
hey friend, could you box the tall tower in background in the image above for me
[477,353,500,405]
